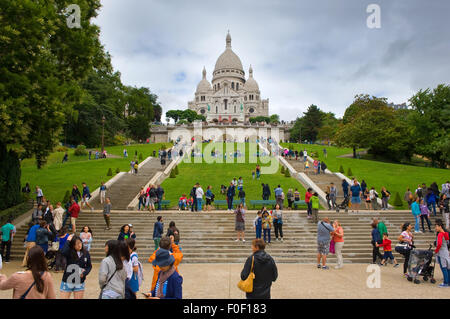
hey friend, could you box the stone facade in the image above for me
[188,32,269,123]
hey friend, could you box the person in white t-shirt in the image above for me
[196,184,204,211]
[369,187,379,210]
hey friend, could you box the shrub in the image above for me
[139,153,143,161]
[62,190,71,204]
[284,169,291,177]
[347,167,353,177]
[74,145,88,156]
[339,165,344,174]
[174,165,179,175]
[113,134,126,146]
[116,168,121,174]
[107,168,113,176]
[0,200,33,225]
[169,169,176,178]
[280,166,285,174]
[55,145,68,152]
[393,192,403,207]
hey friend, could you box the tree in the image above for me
[289,105,328,143]
[0,0,107,169]
[269,114,280,124]
[408,84,450,168]
[335,95,389,158]
[249,116,270,124]
[166,110,182,123]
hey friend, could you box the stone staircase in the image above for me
[10,210,439,264]
[287,158,357,209]
[90,158,170,210]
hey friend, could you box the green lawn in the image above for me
[281,143,448,209]
[161,142,308,210]
[21,143,171,203]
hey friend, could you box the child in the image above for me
[186,197,193,210]
[178,194,187,211]
[253,211,262,239]
[377,233,399,267]
[304,161,310,171]
[262,211,273,243]
[220,185,227,195]
[237,177,244,191]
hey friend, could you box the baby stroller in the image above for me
[335,195,350,213]
[46,249,57,271]
[406,245,436,284]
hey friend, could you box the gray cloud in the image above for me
[94,0,450,121]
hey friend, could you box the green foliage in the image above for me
[290,105,339,143]
[0,143,22,209]
[335,94,415,162]
[280,166,285,174]
[269,114,280,124]
[174,165,179,175]
[169,169,176,178]
[55,146,68,152]
[284,169,291,177]
[393,192,403,207]
[0,200,33,226]
[139,153,143,161]
[107,168,113,176]
[339,165,344,174]
[113,134,126,146]
[74,145,88,156]
[115,168,121,174]
[62,190,71,204]
[249,116,270,124]
[347,167,353,177]
[408,84,450,168]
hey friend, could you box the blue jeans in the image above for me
[157,196,163,210]
[427,202,436,216]
[197,198,202,211]
[437,256,450,285]
[227,197,234,210]
[138,197,144,210]
[263,229,271,243]
[62,213,72,231]
[414,215,420,232]
[240,198,245,206]
[255,227,262,239]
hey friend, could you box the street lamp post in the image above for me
[101,115,105,154]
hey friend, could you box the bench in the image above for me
[158,200,171,209]
[249,200,277,209]
[293,200,306,208]
[213,200,238,209]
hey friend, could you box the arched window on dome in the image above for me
[236,83,239,90]
[224,99,228,110]
[201,96,205,102]
[231,82,234,89]
[234,104,236,113]
[218,83,220,90]
[216,106,218,114]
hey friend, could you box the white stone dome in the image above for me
[214,32,244,72]
[196,67,211,93]
[244,65,259,92]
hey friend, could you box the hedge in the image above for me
[0,200,33,225]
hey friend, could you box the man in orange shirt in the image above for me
[147,235,183,292]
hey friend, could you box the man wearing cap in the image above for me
[144,246,183,299]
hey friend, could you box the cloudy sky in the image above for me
[93,0,450,121]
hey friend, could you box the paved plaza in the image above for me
[0,261,447,299]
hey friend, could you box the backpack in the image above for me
[130,253,144,287]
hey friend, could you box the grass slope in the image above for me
[281,143,448,209]
[161,142,308,210]
[21,143,171,203]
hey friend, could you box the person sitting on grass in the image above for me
[178,194,187,211]
[376,233,399,267]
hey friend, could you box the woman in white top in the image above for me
[53,202,65,231]
[398,223,414,277]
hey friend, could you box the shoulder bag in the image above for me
[98,268,118,299]
[237,256,255,293]
[20,271,44,299]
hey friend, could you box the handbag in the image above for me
[99,269,117,299]
[237,256,255,293]
[394,242,410,255]
[329,239,336,254]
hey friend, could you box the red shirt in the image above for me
[69,202,80,218]
[305,192,313,203]
[380,238,392,251]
